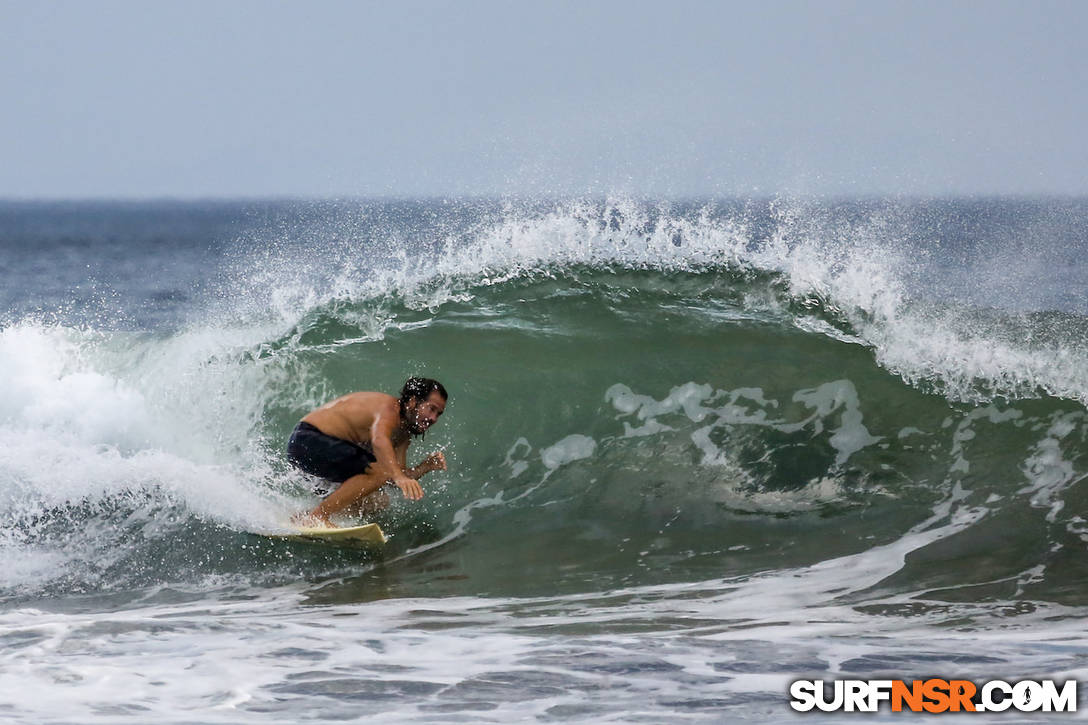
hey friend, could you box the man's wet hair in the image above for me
[399,378,447,436]
[399,377,448,408]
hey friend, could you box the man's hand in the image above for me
[422,451,447,474]
[393,475,424,501]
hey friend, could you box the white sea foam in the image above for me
[606,379,885,513]
[540,434,599,471]
[2,526,1085,725]
[0,322,310,593]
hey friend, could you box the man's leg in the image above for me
[309,470,387,524]
[343,489,390,519]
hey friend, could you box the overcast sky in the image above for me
[2,0,1086,198]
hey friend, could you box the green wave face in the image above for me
[234,265,1086,602]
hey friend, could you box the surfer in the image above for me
[287,377,448,526]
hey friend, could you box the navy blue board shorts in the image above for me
[287,422,378,496]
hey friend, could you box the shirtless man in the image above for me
[287,377,448,525]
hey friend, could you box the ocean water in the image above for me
[1,197,1087,722]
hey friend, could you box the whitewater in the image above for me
[1,197,1087,722]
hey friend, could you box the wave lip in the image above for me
[344,198,1088,407]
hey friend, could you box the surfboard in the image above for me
[263,522,388,547]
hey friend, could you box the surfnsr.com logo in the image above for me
[789,679,1077,713]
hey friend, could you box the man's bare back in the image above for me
[302,392,408,448]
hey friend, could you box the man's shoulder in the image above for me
[343,391,397,405]
[342,392,400,419]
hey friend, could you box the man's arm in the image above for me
[369,399,424,500]
[405,451,446,479]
